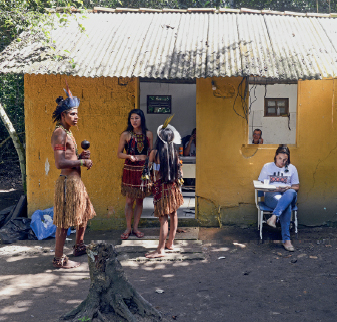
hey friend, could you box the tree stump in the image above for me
[61,243,162,322]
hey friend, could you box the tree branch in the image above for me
[0,102,26,193]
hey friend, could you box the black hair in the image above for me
[274,146,291,165]
[191,128,196,135]
[52,96,78,123]
[124,109,148,135]
[252,129,263,144]
[154,127,179,183]
[253,128,262,136]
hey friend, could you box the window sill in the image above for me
[242,144,297,149]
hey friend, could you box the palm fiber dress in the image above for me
[151,162,184,217]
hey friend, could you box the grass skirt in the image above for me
[152,180,184,217]
[54,175,96,229]
[121,159,151,199]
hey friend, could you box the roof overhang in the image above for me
[1,11,337,80]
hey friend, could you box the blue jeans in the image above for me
[264,189,297,242]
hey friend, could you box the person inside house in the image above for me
[252,128,263,144]
[183,128,196,156]
[51,81,96,269]
[182,128,196,189]
[117,109,153,240]
[258,146,299,252]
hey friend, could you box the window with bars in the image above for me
[264,98,289,117]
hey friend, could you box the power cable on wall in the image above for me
[233,77,249,123]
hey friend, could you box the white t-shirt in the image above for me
[184,141,196,156]
[258,162,299,187]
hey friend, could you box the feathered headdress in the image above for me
[157,114,181,145]
[61,79,80,109]
[156,114,181,181]
[52,80,80,122]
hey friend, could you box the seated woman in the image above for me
[258,147,299,251]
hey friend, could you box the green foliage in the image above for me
[0,1,86,53]
[77,316,91,321]
[230,0,336,13]
[0,0,83,164]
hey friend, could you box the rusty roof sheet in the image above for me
[1,12,337,80]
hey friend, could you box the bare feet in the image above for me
[165,243,174,250]
[145,250,165,258]
[177,228,187,233]
[266,215,277,228]
[53,255,80,269]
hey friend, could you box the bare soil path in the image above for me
[0,226,337,322]
[1,165,337,321]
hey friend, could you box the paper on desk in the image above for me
[253,180,277,190]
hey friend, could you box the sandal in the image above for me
[73,243,87,257]
[132,230,144,238]
[283,244,295,252]
[53,255,80,269]
[121,230,131,240]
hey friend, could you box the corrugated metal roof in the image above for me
[1,12,337,80]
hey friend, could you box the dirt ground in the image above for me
[1,166,337,322]
[0,162,23,211]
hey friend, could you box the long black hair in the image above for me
[124,109,148,135]
[274,146,291,165]
[155,127,179,183]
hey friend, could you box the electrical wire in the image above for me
[233,76,249,123]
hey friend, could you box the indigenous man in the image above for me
[51,83,96,268]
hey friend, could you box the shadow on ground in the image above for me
[1,225,337,322]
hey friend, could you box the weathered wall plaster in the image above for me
[196,77,337,226]
[25,75,337,228]
[25,74,136,229]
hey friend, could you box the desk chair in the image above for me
[255,189,298,239]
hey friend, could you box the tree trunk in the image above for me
[61,243,162,322]
[0,101,26,193]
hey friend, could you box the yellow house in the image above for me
[1,8,337,228]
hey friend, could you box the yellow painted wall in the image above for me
[196,77,337,226]
[24,74,137,229]
[296,79,337,225]
[25,74,337,228]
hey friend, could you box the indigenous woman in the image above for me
[258,147,299,251]
[117,109,153,239]
[145,117,184,258]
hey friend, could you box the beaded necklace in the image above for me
[55,123,78,156]
[132,131,145,154]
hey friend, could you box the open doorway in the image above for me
[139,78,196,219]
